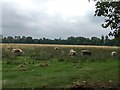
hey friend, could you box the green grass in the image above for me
[2,44,119,88]
[2,57,118,88]
[0,59,2,89]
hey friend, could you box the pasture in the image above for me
[1,44,119,88]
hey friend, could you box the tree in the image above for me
[21,36,26,43]
[91,37,101,45]
[94,1,120,40]
[101,35,105,45]
[0,34,3,43]
[14,36,21,40]
[7,36,14,43]
[104,35,109,45]
[26,36,33,43]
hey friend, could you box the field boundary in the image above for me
[1,43,119,49]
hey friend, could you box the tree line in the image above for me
[0,35,119,46]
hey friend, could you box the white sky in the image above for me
[2,0,111,39]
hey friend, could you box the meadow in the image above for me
[1,44,119,88]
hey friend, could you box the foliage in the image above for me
[1,35,119,46]
[94,1,120,41]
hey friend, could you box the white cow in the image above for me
[69,49,77,56]
[54,47,59,51]
[111,51,117,57]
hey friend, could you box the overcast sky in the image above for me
[2,0,111,39]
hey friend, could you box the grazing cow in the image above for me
[81,50,92,56]
[111,51,117,57]
[12,49,24,56]
[69,49,77,56]
[54,47,59,51]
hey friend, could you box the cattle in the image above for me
[111,51,117,57]
[69,49,77,56]
[81,50,92,56]
[12,49,24,56]
[54,47,59,51]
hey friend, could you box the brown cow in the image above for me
[12,49,24,56]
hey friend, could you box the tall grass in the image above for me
[2,44,119,62]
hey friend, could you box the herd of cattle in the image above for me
[11,47,117,57]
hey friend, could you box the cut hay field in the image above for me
[1,44,119,88]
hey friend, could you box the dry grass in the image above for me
[1,43,118,48]
[2,43,119,61]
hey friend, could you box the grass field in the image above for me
[1,44,119,88]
